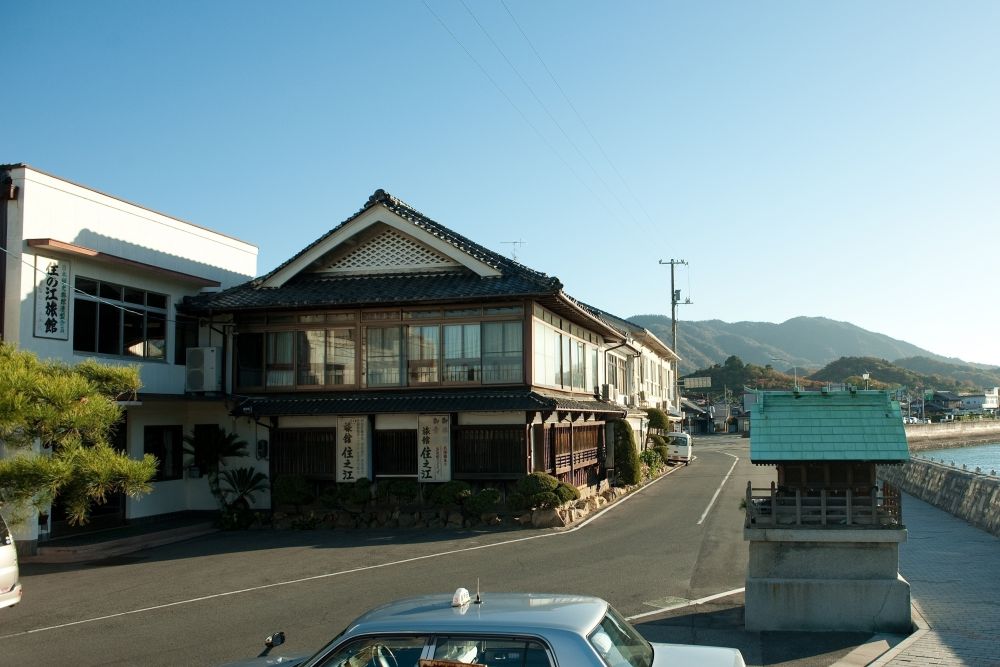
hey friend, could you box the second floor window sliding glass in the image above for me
[366,326,402,387]
[444,323,481,382]
[407,325,439,384]
[483,321,523,384]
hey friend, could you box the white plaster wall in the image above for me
[125,401,271,519]
[14,168,256,278]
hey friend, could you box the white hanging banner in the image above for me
[34,257,70,340]
[336,416,368,482]
[418,414,451,482]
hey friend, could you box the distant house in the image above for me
[925,391,962,419]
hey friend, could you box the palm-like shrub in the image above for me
[183,426,249,509]
[219,466,269,509]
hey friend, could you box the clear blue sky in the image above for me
[7,2,999,366]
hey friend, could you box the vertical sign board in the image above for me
[34,257,70,340]
[417,414,451,482]
[336,416,369,482]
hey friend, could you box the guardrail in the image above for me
[744,481,903,529]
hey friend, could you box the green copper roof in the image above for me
[749,390,909,462]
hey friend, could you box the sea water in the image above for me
[919,441,1000,473]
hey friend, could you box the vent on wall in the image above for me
[185,347,221,392]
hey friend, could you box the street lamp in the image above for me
[770,357,798,391]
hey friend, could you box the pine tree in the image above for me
[0,344,156,525]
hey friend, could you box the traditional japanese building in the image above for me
[182,189,680,494]
[743,388,911,633]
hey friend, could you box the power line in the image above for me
[499,0,660,230]
[459,0,654,235]
[420,0,631,230]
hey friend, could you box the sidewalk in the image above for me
[872,494,1000,666]
[636,492,999,666]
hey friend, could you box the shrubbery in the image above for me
[465,488,502,515]
[530,491,561,510]
[271,475,313,512]
[430,480,472,506]
[611,420,641,485]
[516,471,559,497]
[639,448,663,477]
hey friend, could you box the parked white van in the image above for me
[0,513,22,609]
[666,432,693,465]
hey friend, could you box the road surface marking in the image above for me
[628,587,746,620]
[0,465,690,640]
[697,452,739,525]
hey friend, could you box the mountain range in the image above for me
[628,315,998,382]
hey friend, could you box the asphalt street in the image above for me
[3,434,772,666]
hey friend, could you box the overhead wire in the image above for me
[458,0,655,235]
[420,0,631,230]
[499,0,661,231]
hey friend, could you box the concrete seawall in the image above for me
[879,460,1000,537]
[904,420,1000,448]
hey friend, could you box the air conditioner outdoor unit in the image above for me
[185,347,221,392]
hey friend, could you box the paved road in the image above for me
[4,434,769,666]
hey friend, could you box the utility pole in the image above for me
[659,259,690,423]
[658,259,690,352]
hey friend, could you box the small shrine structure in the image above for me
[744,388,911,633]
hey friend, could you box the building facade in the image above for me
[183,189,681,494]
[1,164,257,548]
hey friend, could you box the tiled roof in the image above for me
[183,189,562,313]
[750,390,909,462]
[233,389,625,418]
[185,272,557,311]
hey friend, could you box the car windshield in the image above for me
[587,606,653,667]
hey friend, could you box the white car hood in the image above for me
[651,641,746,667]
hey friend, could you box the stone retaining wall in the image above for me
[904,420,1000,447]
[878,460,1000,537]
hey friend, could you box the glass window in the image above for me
[406,325,439,384]
[482,321,522,384]
[326,328,356,386]
[297,330,326,386]
[444,323,481,382]
[144,425,183,482]
[315,635,427,667]
[366,326,402,386]
[433,637,551,666]
[72,277,168,360]
[572,340,586,390]
[237,332,264,388]
[266,331,294,387]
[588,607,654,667]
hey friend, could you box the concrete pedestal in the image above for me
[744,527,911,633]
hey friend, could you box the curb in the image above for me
[21,523,219,564]
[863,603,930,667]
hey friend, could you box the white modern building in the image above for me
[1,164,258,551]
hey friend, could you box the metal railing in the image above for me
[745,481,903,529]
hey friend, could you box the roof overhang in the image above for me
[27,238,221,287]
[232,389,627,420]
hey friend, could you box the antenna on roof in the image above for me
[501,240,526,260]
[475,578,482,604]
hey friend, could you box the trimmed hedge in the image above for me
[430,480,472,506]
[466,488,502,515]
[611,419,641,485]
[517,472,559,497]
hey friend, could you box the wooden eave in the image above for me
[27,238,221,287]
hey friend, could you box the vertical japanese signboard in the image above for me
[34,258,70,340]
[336,416,369,482]
[417,414,451,482]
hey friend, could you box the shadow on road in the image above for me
[634,594,877,667]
